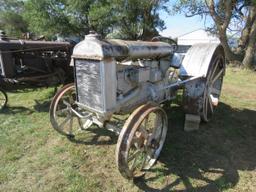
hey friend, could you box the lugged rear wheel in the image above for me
[201,52,225,122]
[183,46,225,122]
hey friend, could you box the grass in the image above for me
[0,67,255,192]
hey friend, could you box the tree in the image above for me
[1,0,168,40]
[89,0,169,40]
[23,0,93,39]
[173,0,256,69]
[23,0,168,40]
[0,0,28,37]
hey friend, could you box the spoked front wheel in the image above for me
[49,83,93,137]
[116,104,168,179]
[0,88,8,111]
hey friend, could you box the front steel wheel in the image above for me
[116,104,168,179]
[49,83,93,137]
[49,83,77,137]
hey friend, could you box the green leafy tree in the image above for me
[0,0,28,37]
[23,0,169,40]
[89,0,169,40]
[24,0,72,38]
[0,0,169,40]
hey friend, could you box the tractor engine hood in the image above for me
[72,32,175,61]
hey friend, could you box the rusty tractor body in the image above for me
[0,30,74,86]
[0,30,74,110]
[49,32,225,179]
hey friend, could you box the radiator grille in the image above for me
[75,59,103,111]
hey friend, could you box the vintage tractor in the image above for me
[0,30,74,109]
[49,32,225,179]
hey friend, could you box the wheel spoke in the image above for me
[210,61,219,81]
[205,93,208,116]
[56,108,69,116]
[211,87,221,95]
[68,116,73,134]
[144,115,149,129]
[130,151,142,171]
[153,113,163,141]
[212,69,224,84]
[63,99,71,107]
[68,92,74,103]
[139,126,149,138]
[131,135,142,149]
[140,153,149,170]
[128,149,141,162]
[59,115,72,130]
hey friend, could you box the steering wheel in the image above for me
[151,36,178,51]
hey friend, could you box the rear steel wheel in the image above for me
[183,46,225,122]
[116,104,168,179]
[0,88,7,110]
[49,83,93,137]
[202,53,225,122]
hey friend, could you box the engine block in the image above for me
[72,33,178,116]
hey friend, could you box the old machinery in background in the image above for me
[0,30,74,108]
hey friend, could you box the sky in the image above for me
[159,11,214,38]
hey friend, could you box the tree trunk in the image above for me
[242,17,256,68]
[207,0,241,63]
[237,6,256,55]
[218,28,241,62]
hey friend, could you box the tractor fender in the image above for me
[179,43,224,78]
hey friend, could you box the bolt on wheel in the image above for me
[202,51,225,122]
[0,88,7,111]
[116,104,168,179]
[49,83,93,137]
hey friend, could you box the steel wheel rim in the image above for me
[202,55,225,122]
[0,89,7,110]
[116,104,168,179]
[50,84,77,136]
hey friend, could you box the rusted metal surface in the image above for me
[72,33,175,61]
[116,103,168,179]
[183,78,206,115]
[183,47,225,122]
[49,83,78,137]
[49,31,226,180]
[0,30,74,86]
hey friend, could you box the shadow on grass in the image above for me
[67,127,118,146]
[134,102,256,191]
[33,99,52,112]
[1,85,57,113]
[0,106,35,115]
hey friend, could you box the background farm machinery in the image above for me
[0,30,74,109]
[49,32,225,179]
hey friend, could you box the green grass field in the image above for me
[0,67,255,192]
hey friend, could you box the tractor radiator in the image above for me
[75,59,104,112]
